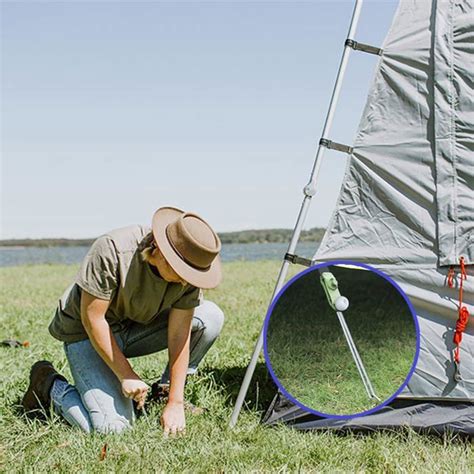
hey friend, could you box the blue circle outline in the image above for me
[262,259,421,420]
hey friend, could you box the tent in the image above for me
[230,0,473,436]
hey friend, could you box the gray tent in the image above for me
[231,0,473,436]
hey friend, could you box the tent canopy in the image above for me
[314,0,473,402]
[264,0,473,435]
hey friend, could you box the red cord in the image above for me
[452,256,470,366]
[453,306,469,363]
[460,256,468,281]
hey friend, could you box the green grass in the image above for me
[0,262,472,473]
[267,266,417,414]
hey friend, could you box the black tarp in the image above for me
[263,393,474,438]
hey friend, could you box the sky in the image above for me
[1,0,398,239]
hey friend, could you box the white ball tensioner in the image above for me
[335,296,349,312]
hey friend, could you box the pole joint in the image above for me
[303,181,317,197]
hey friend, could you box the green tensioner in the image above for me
[319,269,380,402]
[320,272,349,312]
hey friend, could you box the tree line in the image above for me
[0,228,325,247]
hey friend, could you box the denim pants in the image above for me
[55,300,224,433]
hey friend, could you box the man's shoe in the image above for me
[21,360,67,417]
[150,382,170,403]
[148,382,205,415]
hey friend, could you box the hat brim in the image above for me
[152,207,222,289]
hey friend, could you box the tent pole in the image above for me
[336,310,380,401]
[319,267,379,401]
[229,0,365,428]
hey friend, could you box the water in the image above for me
[0,242,319,267]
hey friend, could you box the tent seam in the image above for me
[448,0,458,261]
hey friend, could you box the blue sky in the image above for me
[1,0,398,238]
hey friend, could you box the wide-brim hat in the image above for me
[152,207,222,289]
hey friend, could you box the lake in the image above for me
[0,242,319,267]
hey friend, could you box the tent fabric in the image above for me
[263,392,474,437]
[315,0,473,267]
[434,1,474,265]
[312,0,474,402]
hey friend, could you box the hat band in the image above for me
[165,226,212,271]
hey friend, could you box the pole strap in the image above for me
[284,253,313,267]
[345,39,383,56]
[319,138,353,155]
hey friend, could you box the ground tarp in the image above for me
[263,393,474,437]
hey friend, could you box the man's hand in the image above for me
[121,377,149,410]
[160,401,185,437]
[81,291,142,394]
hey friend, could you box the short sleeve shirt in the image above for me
[48,225,201,343]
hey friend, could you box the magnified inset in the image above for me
[263,261,419,417]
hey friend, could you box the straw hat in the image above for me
[152,207,222,289]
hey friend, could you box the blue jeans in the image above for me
[55,300,224,433]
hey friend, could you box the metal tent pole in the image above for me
[319,267,379,401]
[335,310,380,401]
[229,0,365,428]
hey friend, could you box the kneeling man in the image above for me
[22,207,224,435]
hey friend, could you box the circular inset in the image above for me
[264,261,420,418]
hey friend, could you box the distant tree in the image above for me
[1,228,326,247]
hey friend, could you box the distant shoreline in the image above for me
[0,228,325,247]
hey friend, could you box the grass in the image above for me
[0,262,472,473]
[266,266,417,415]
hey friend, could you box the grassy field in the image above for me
[0,262,472,473]
[266,266,417,415]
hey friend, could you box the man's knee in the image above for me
[92,413,132,434]
[194,300,225,339]
[84,392,135,435]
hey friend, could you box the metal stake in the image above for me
[319,268,379,401]
[335,310,380,401]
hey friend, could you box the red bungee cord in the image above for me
[447,257,470,382]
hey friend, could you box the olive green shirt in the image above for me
[49,225,201,343]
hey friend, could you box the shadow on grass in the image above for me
[198,363,277,412]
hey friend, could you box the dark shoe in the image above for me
[21,360,66,417]
[150,382,170,403]
[133,382,169,417]
[147,382,205,415]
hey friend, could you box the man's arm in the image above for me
[160,307,194,436]
[80,290,149,408]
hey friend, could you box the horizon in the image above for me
[0,225,327,242]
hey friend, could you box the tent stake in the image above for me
[335,310,380,401]
[320,269,380,402]
[229,0,365,428]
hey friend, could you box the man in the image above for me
[21,207,224,435]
